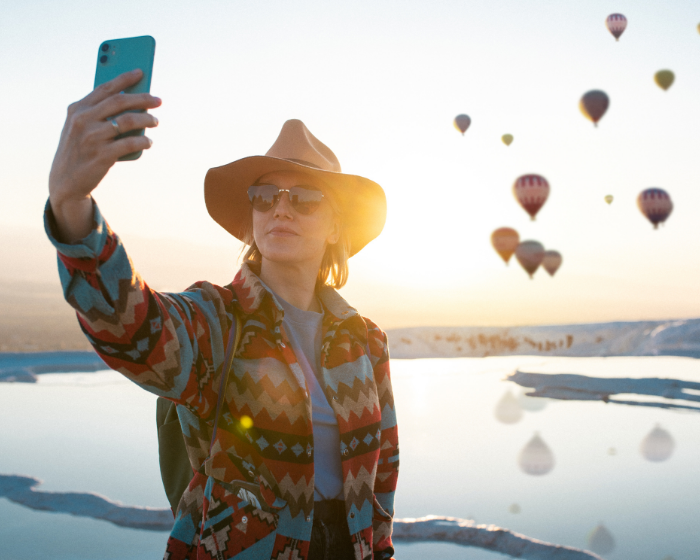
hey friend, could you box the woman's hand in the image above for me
[48,69,161,242]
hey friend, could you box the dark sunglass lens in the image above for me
[290,187,323,214]
[248,184,278,211]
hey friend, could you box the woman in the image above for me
[46,69,399,560]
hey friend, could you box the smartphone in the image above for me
[94,35,156,161]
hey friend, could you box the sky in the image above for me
[1,0,700,329]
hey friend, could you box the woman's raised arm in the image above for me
[44,74,233,420]
[48,69,160,243]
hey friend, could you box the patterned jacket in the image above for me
[44,200,399,560]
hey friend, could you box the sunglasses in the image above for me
[248,184,325,215]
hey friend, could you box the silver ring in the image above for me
[109,118,121,136]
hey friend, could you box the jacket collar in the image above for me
[230,262,360,325]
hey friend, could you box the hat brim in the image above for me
[204,156,387,257]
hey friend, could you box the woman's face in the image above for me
[252,169,340,268]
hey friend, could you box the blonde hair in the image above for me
[241,212,350,290]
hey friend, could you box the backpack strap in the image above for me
[209,313,243,452]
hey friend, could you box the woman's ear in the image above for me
[326,216,341,245]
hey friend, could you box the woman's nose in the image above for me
[273,192,293,218]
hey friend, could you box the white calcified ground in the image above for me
[0,474,601,559]
[387,318,700,359]
[2,317,699,383]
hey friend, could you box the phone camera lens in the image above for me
[101,43,109,52]
[100,55,108,64]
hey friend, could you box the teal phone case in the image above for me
[94,35,156,161]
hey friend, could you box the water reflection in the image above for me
[587,523,615,555]
[518,432,555,476]
[516,387,549,412]
[494,390,523,424]
[640,424,675,462]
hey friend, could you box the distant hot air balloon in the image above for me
[640,424,675,462]
[513,174,550,220]
[518,432,555,476]
[491,227,520,265]
[588,524,615,555]
[580,90,609,127]
[542,250,562,277]
[454,114,471,135]
[509,503,521,514]
[502,134,513,146]
[655,70,675,91]
[604,194,614,205]
[494,390,523,424]
[605,14,627,41]
[638,188,673,229]
[515,241,545,279]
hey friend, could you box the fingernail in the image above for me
[153,117,159,125]
[131,69,141,75]
[148,137,153,146]
[153,96,162,103]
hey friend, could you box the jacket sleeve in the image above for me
[366,319,399,560]
[44,198,233,419]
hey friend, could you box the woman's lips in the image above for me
[269,227,298,237]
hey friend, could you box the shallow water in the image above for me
[1,356,698,559]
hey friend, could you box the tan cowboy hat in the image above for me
[204,119,387,257]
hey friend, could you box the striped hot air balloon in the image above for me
[542,250,562,277]
[638,188,673,229]
[606,13,627,41]
[454,114,471,135]
[513,174,550,220]
[491,227,520,265]
[515,240,545,279]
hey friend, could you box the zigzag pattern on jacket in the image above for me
[45,200,399,560]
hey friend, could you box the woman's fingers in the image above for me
[105,134,154,160]
[92,90,161,122]
[83,69,145,107]
[101,111,159,140]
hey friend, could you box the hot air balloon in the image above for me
[588,524,615,555]
[605,14,627,41]
[638,188,673,229]
[542,250,562,277]
[502,134,513,146]
[515,241,545,279]
[640,424,675,462]
[655,70,675,91]
[518,432,555,475]
[454,114,471,135]
[494,390,523,424]
[513,174,550,220]
[491,227,520,265]
[604,194,614,205]
[509,504,521,514]
[580,90,609,127]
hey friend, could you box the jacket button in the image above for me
[349,512,355,519]
[248,470,254,478]
[242,516,248,523]
[332,395,338,401]
[306,449,312,457]
[306,515,311,522]
[342,449,349,456]
[280,342,286,349]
